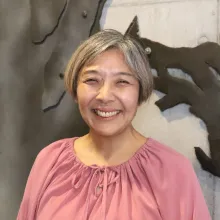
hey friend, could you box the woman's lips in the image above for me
[92,109,121,118]
[93,107,121,112]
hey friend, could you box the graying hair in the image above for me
[64,29,153,104]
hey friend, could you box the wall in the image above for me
[0,0,218,219]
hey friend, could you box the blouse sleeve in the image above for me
[17,139,67,220]
[146,140,211,220]
[17,154,44,220]
[188,164,212,220]
[152,158,211,220]
[178,159,211,220]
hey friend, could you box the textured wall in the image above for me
[0,0,219,219]
[101,0,219,219]
[0,0,106,219]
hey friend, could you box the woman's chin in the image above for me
[90,126,124,137]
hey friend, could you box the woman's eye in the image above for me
[84,78,98,83]
[118,80,129,84]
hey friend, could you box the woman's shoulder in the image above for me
[24,138,77,191]
[17,138,77,219]
[33,138,75,169]
[37,138,72,156]
[147,137,189,159]
[145,138,193,173]
[144,138,211,219]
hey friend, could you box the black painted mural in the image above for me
[126,16,220,177]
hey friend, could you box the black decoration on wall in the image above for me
[126,16,220,177]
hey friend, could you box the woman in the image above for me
[17,29,211,220]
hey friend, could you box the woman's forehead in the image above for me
[81,49,134,74]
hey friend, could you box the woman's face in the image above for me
[76,48,140,137]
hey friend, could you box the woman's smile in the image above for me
[92,108,121,119]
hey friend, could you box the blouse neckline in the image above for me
[67,137,151,171]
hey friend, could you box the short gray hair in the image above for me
[64,29,153,104]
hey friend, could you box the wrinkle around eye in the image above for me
[83,78,99,84]
[117,80,130,84]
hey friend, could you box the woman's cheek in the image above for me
[120,89,139,104]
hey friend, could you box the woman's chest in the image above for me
[36,175,162,220]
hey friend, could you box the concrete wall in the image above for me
[101,0,220,219]
[0,0,218,219]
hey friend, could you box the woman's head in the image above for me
[64,29,153,105]
[64,29,153,136]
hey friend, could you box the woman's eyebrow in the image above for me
[82,70,136,78]
[82,70,99,75]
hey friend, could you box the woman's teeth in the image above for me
[94,110,120,118]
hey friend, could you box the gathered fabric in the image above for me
[17,137,211,220]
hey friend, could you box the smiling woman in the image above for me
[17,30,211,220]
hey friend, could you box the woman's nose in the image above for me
[96,83,114,102]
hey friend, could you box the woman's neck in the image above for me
[76,126,147,166]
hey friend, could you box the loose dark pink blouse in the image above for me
[17,137,211,220]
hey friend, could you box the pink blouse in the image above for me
[17,137,211,220]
